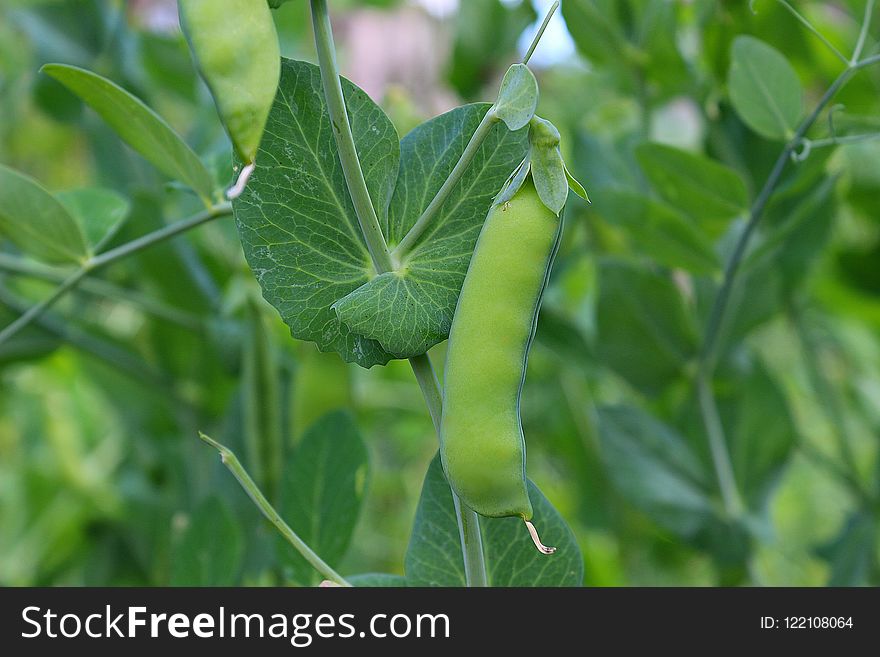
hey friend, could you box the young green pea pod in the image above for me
[440,117,586,554]
[178,0,280,199]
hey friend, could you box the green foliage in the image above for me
[0,164,87,264]
[278,411,368,585]
[171,497,244,586]
[41,64,216,202]
[728,36,804,140]
[405,456,583,587]
[1,0,879,589]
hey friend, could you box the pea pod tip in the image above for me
[226,162,256,200]
[525,520,556,555]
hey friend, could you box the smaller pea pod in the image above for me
[440,116,586,554]
[178,0,280,198]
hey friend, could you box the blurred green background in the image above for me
[1,0,879,586]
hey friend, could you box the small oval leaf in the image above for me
[56,187,130,252]
[728,36,803,141]
[41,63,215,202]
[494,63,539,131]
[0,164,88,264]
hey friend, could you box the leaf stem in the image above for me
[852,0,876,62]
[522,0,560,65]
[697,376,745,518]
[198,432,351,587]
[309,0,394,274]
[0,203,231,347]
[774,0,850,65]
[0,283,168,386]
[854,52,880,69]
[392,108,498,260]
[309,0,490,586]
[410,353,489,587]
[0,253,203,330]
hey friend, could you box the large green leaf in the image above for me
[595,259,698,393]
[41,63,215,202]
[278,411,368,586]
[170,496,244,585]
[55,187,130,252]
[405,455,583,587]
[235,58,528,365]
[728,36,803,141]
[592,188,719,273]
[333,104,527,358]
[0,164,88,264]
[635,143,749,236]
[233,58,400,368]
[597,405,714,537]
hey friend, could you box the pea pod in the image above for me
[178,0,280,198]
[439,176,561,554]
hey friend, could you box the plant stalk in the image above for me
[310,0,394,273]
[695,63,862,519]
[309,0,488,586]
[410,353,488,587]
[0,203,232,347]
[198,433,351,587]
[392,109,498,260]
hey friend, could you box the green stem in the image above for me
[198,433,351,587]
[88,203,232,270]
[522,0,559,65]
[452,494,489,587]
[854,52,880,69]
[0,254,202,330]
[392,109,498,261]
[697,376,745,518]
[0,203,231,347]
[700,67,853,370]
[774,0,850,65]
[695,64,860,523]
[0,268,88,346]
[410,353,489,587]
[310,0,489,586]
[0,283,168,386]
[310,0,393,273]
[852,0,876,62]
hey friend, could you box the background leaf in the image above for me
[233,58,400,368]
[55,187,130,252]
[728,36,803,140]
[598,405,714,537]
[635,143,749,236]
[41,63,215,201]
[595,259,698,393]
[591,188,719,273]
[0,164,88,264]
[278,411,368,586]
[170,496,244,586]
[405,455,583,586]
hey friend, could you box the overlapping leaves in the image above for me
[233,58,527,367]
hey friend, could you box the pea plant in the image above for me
[1,0,879,587]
